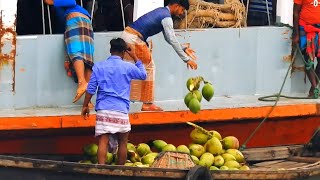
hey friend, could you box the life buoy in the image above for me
[185,166,213,180]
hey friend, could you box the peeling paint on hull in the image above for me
[0,10,17,92]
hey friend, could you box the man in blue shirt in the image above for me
[121,0,198,111]
[81,38,146,165]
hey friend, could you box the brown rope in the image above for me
[177,0,246,29]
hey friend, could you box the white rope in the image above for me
[265,0,271,25]
[245,0,250,25]
[47,5,52,34]
[41,0,46,34]
[91,0,96,22]
[120,0,126,29]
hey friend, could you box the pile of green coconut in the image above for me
[184,76,214,114]
[80,122,249,171]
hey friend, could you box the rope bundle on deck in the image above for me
[174,0,246,29]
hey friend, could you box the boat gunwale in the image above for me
[0,153,320,179]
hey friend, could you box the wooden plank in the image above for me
[253,160,286,167]
[242,146,294,161]
[0,156,188,179]
[1,154,320,179]
[250,167,273,170]
[288,156,320,163]
[265,161,303,169]
[277,162,309,169]
[287,161,320,170]
[243,145,304,162]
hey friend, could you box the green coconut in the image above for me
[202,83,214,101]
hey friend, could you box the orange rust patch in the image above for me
[283,54,292,62]
[282,29,290,35]
[0,10,17,92]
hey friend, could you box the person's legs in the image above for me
[315,59,320,80]
[98,134,109,164]
[84,67,94,108]
[116,132,129,165]
[140,60,163,111]
[72,60,88,102]
[121,31,162,111]
[303,52,318,97]
[65,14,94,103]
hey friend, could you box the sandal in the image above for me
[141,103,163,111]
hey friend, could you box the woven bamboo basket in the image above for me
[151,151,195,169]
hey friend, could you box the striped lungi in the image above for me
[95,110,131,153]
[120,27,155,103]
[64,12,94,82]
[95,110,131,137]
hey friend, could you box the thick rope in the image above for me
[240,46,320,150]
[240,49,297,150]
[181,0,245,28]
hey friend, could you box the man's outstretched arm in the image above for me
[161,17,197,69]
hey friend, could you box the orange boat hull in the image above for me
[0,104,319,154]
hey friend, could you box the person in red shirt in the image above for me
[293,0,320,98]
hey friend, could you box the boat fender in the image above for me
[185,166,213,180]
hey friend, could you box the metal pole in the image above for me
[91,0,96,22]
[47,5,52,34]
[265,0,271,26]
[41,0,46,34]
[80,0,83,7]
[120,0,126,29]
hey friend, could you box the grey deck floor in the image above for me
[1,94,319,118]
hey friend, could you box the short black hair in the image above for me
[169,0,189,10]
[110,38,129,53]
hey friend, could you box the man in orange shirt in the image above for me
[293,0,320,98]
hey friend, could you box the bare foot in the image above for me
[73,83,88,103]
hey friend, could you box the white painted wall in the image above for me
[133,0,164,21]
[0,0,17,28]
[277,0,293,26]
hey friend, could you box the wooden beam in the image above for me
[288,156,320,164]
